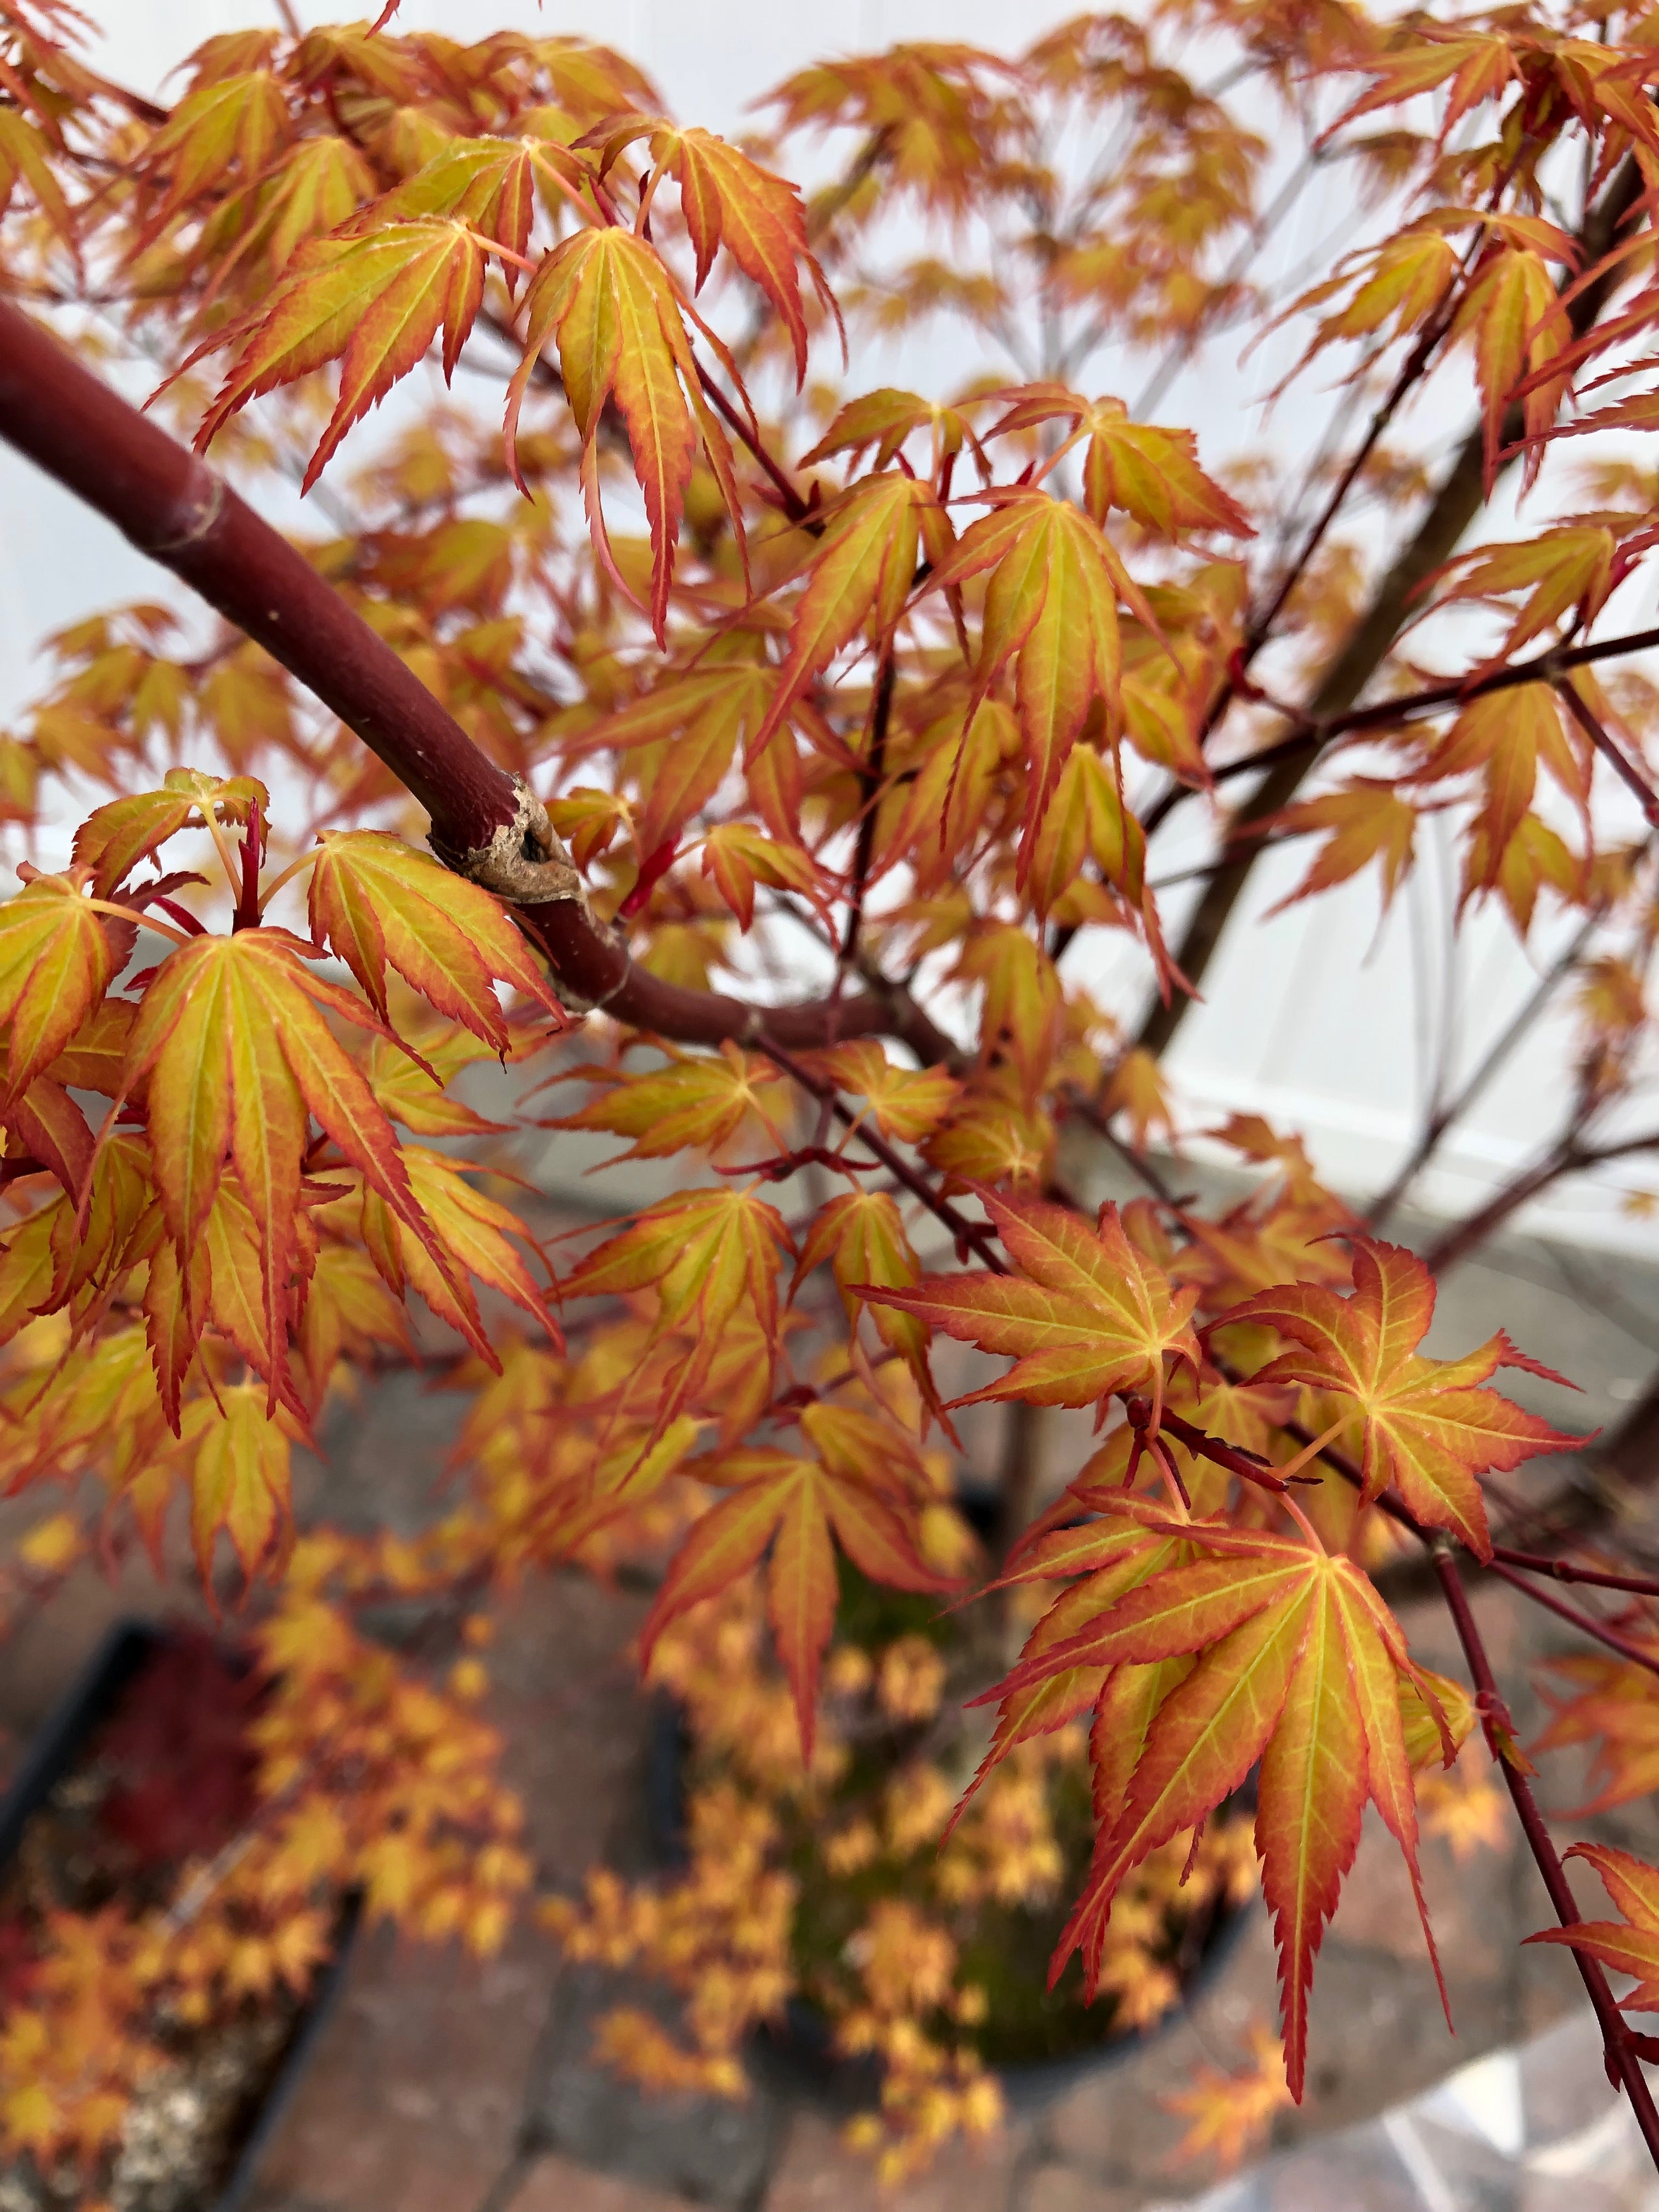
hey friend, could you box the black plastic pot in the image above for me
[645,1696,1256,2118]
[0,1618,362,2212]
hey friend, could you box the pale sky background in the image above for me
[5,0,1658,1253]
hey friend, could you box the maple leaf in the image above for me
[368,1146,560,1347]
[866,1186,1200,1417]
[190,1381,292,1587]
[1027,742,1153,921]
[1224,1237,1580,1558]
[72,768,268,895]
[0,872,117,1108]
[1011,1513,1442,2098]
[558,1186,791,1430]
[376,133,585,272]
[877,699,1019,889]
[364,1023,504,1139]
[204,135,377,295]
[1434,530,1616,663]
[545,1042,786,1162]
[193,220,491,488]
[747,472,951,760]
[1286,229,1460,368]
[1328,30,1520,140]
[923,490,1158,871]
[1534,1652,1659,1812]
[647,125,832,382]
[506,225,744,641]
[700,824,827,933]
[307,830,563,1043]
[1450,240,1569,480]
[1417,1762,1507,1862]
[1161,2018,1293,2172]
[118,927,475,1411]
[1525,1843,1659,2008]
[958,1502,1188,1816]
[988,387,1252,541]
[572,663,789,854]
[807,1041,960,1145]
[0,106,74,250]
[134,67,291,241]
[1100,1047,1176,1152]
[1415,685,1601,876]
[1266,783,1418,916]
[792,1187,932,1391]
[801,388,985,478]
[1465,811,1584,934]
[638,1437,952,1759]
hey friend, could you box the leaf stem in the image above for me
[86,895,191,948]
[235,797,263,932]
[840,651,895,974]
[257,845,323,916]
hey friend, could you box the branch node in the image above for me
[143,472,224,554]
[430,776,591,913]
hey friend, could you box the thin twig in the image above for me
[758,1039,1006,1273]
[1557,678,1659,827]
[841,652,895,973]
[1368,906,1605,1227]
[1432,1547,1659,2159]
[1490,1543,1659,1600]
[1486,1559,1659,1680]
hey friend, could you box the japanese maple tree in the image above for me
[3,0,1659,2187]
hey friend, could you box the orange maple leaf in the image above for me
[923,489,1159,872]
[866,1186,1200,1419]
[117,927,480,1415]
[638,1431,952,1760]
[1525,1842,1659,2008]
[988,386,1253,541]
[746,471,951,760]
[505,224,746,641]
[0,873,119,1109]
[1013,1512,1447,2098]
[1223,1236,1580,1558]
[193,219,492,488]
[306,830,565,1044]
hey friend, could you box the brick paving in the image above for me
[219,1499,1606,2212]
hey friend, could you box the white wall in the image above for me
[8,1,1659,1252]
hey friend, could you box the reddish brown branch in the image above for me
[1490,1544,1659,1600]
[0,297,956,1062]
[1487,1559,1659,1681]
[758,1038,1006,1272]
[1432,1548,1659,2157]
[1177,622,1659,815]
[1557,678,1659,827]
